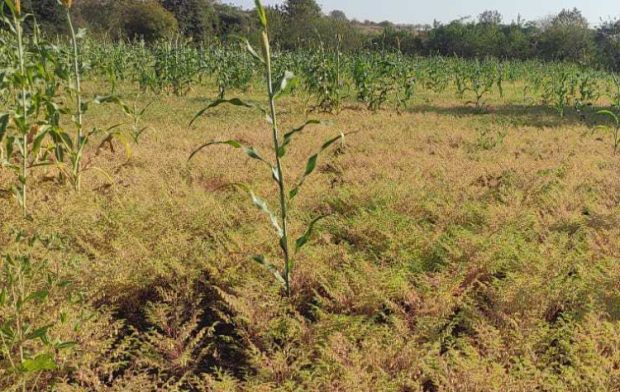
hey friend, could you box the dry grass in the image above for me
[1,82,620,391]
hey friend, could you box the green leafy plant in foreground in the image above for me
[0,234,77,392]
[0,0,55,216]
[50,0,135,191]
[189,0,344,297]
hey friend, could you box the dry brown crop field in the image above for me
[2,77,620,390]
[2,2,620,389]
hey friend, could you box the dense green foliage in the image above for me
[17,1,620,70]
[123,1,179,41]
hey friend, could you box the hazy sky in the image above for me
[225,0,620,26]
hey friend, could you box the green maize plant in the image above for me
[496,60,505,98]
[156,38,201,96]
[49,1,131,191]
[368,58,398,111]
[394,56,416,113]
[523,65,545,103]
[0,0,55,215]
[211,46,255,100]
[352,54,399,112]
[573,69,599,112]
[456,59,498,109]
[303,42,346,113]
[64,0,84,191]
[453,59,468,99]
[609,73,620,112]
[594,109,620,154]
[469,60,497,109]
[189,0,344,297]
[421,56,450,94]
[92,39,131,95]
[133,40,161,94]
[120,98,152,144]
[0,234,77,392]
[352,54,372,104]
[542,66,574,118]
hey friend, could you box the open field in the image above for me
[4,0,620,390]
[3,3,620,388]
[3,73,620,390]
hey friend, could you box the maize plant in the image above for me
[211,46,255,100]
[0,0,56,215]
[542,67,572,118]
[303,43,346,113]
[48,1,133,191]
[0,234,78,392]
[609,73,620,112]
[420,56,450,93]
[573,69,599,112]
[189,0,344,297]
[352,54,400,111]
[455,59,498,109]
[394,56,416,112]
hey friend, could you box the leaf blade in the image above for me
[295,215,329,253]
[189,140,271,168]
[289,132,344,200]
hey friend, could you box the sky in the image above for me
[225,0,620,27]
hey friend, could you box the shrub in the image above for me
[122,1,178,42]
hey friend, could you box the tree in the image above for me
[502,23,535,59]
[214,3,255,39]
[425,20,474,57]
[73,0,122,37]
[22,0,66,33]
[283,0,321,20]
[159,0,218,41]
[264,6,286,48]
[479,10,502,25]
[123,1,178,42]
[471,21,505,57]
[317,13,364,51]
[329,10,347,21]
[373,26,423,54]
[280,0,322,49]
[537,8,594,63]
[552,7,588,28]
[595,19,620,71]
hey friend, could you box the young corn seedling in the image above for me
[121,98,152,144]
[189,0,344,297]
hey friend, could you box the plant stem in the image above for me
[66,8,83,192]
[15,11,28,216]
[14,264,26,392]
[262,32,292,296]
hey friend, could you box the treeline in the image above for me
[382,9,620,71]
[15,0,620,71]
